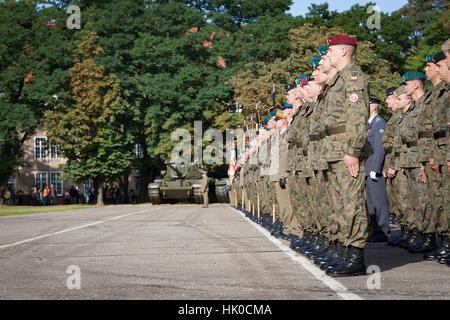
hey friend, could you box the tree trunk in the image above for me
[94,178,105,205]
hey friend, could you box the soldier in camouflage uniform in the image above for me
[405,56,448,254]
[397,71,430,252]
[320,35,369,277]
[383,86,408,246]
[285,84,309,241]
[427,48,450,265]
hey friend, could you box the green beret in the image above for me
[425,54,436,64]
[402,71,426,83]
[318,45,329,56]
[309,55,321,69]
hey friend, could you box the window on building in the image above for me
[35,172,48,190]
[50,172,63,196]
[35,137,48,159]
[50,143,60,159]
[135,143,143,159]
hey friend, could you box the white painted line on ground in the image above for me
[0,207,162,250]
[229,206,363,300]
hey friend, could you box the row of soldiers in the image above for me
[228,35,450,277]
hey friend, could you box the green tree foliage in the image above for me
[231,24,401,117]
[45,32,134,204]
[1,0,447,200]
[0,0,74,186]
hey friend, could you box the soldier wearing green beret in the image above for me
[396,71,432,252]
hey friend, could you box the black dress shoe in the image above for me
[367,232,388,243]
[408,233,436,253]
[327,246,366,277]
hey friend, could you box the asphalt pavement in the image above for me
[0,204,449,300]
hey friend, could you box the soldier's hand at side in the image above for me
[344,155,359,178]
[447,161,450,177]
[387,168,396,178]
[419,166,428,183]
[429,158,439,173]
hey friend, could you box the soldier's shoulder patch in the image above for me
[350,71,359,82]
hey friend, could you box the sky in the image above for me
[289,0,409,16]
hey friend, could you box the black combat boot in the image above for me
[398,228,416,249]
[408,233,437,253]
[304,236,325,259]
[404,229,423,251]
[310,237,329,259]
[326,246,366,277]
[314,241,335,265]
[390,226,408,247]
[438,250,450,264]
[300,233,319,255]
[424,236,450,261]
[324,243,348,272]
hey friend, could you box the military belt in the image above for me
[433,130,446,140]
[324,125,346,136]
[406,141,418,148]
[418,132,432,139]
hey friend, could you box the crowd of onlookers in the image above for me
[0,184,137,206]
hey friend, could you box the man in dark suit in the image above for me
[365,97,390,242]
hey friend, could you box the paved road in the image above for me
[0,204,449,300]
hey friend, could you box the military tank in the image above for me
[214,178,230,203]
[148,163,213,205]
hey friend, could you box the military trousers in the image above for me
[439,163,450,236]
[314,170,333,238]
[396,169,410,227]
[275,180,298,235]
[404,167,431,232]
[287,173,310,232]
[327,161,368,249]
[365,175,390,235]
[386,174,401,217]
[423,163,441,234]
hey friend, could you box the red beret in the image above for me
[327,35,357,47]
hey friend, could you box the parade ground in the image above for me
[0,204,448,300]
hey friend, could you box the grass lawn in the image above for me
[0,205,96,217]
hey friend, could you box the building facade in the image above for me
[8,130,142,205]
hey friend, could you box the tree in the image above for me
[231,24,401,118]
[45,32,134,205]
[0,0,74,186]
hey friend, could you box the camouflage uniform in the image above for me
[383,109,403,219]
[322,64,369,249]
[258,136,272,216]
[275,128,298,234]
[432,83,450,236]
[309,84,337,240]
[398,94,429,232]
[287,106,311,232]
[420,82,447,234]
